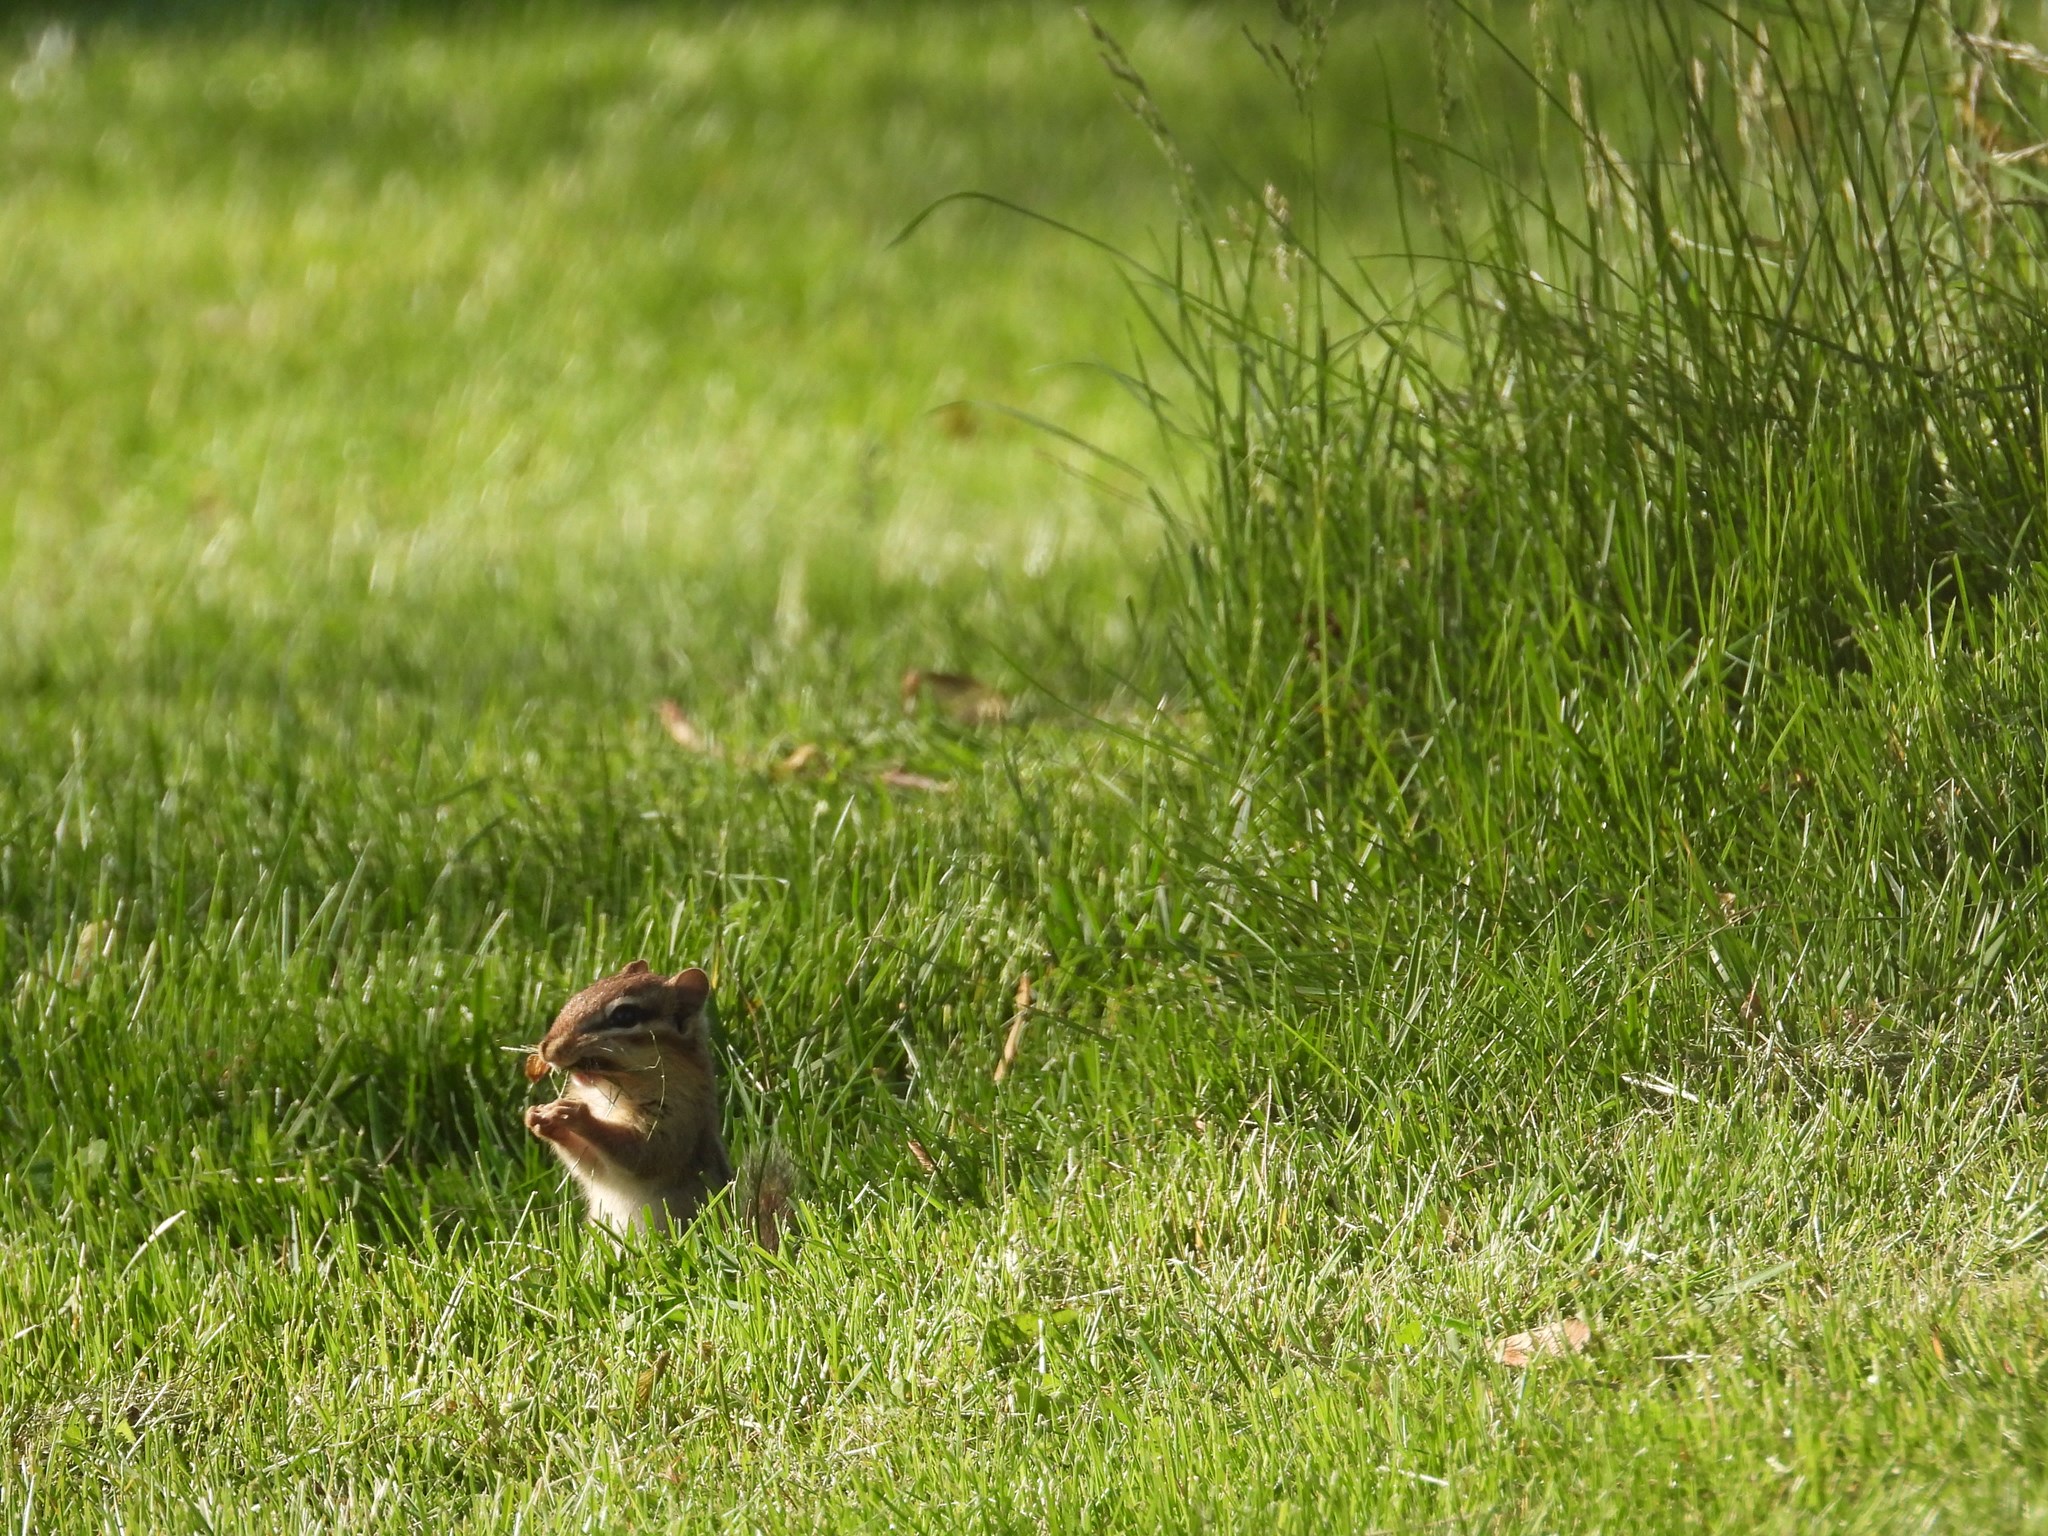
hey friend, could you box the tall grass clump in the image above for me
[1109,2,2048,972]
[1165,0,2048,730]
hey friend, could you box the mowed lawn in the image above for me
[6,3,2048,1531]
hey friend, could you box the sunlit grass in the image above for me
[6,2,2048,1530]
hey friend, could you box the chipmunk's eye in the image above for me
[596,998,654,1031]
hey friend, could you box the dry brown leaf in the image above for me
[1492,1317,1592,1367]
[633,1350,669,1413]
[1739,983,1762,1025]
[773,743,828,778]
[901,668,1009,726]
[879,767,952,794]
[656,700,717,757]
[71,921,114,982]
[994,972,1033,1083]
[906,1137,936,1175]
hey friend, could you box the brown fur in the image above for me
[522,960,734,1236]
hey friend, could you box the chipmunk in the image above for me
[522,960,795,1248]
[522,960,736,1237]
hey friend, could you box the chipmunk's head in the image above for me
[524,961,713,1101]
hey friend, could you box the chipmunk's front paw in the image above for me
[525,1099,587,1143]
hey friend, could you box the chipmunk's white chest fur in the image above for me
[558,1077,665,1231]
[585,1175,661,1234]
[564,1073,637,1125]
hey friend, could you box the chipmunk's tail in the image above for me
[736,1143,800,1256]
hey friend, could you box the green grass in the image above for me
[7,1,2048,1529]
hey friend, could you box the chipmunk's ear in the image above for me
[621,959,651,977]
[668,968,713,1051]
[670,966,710,1017]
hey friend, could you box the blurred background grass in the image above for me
[2,0,1450,701]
